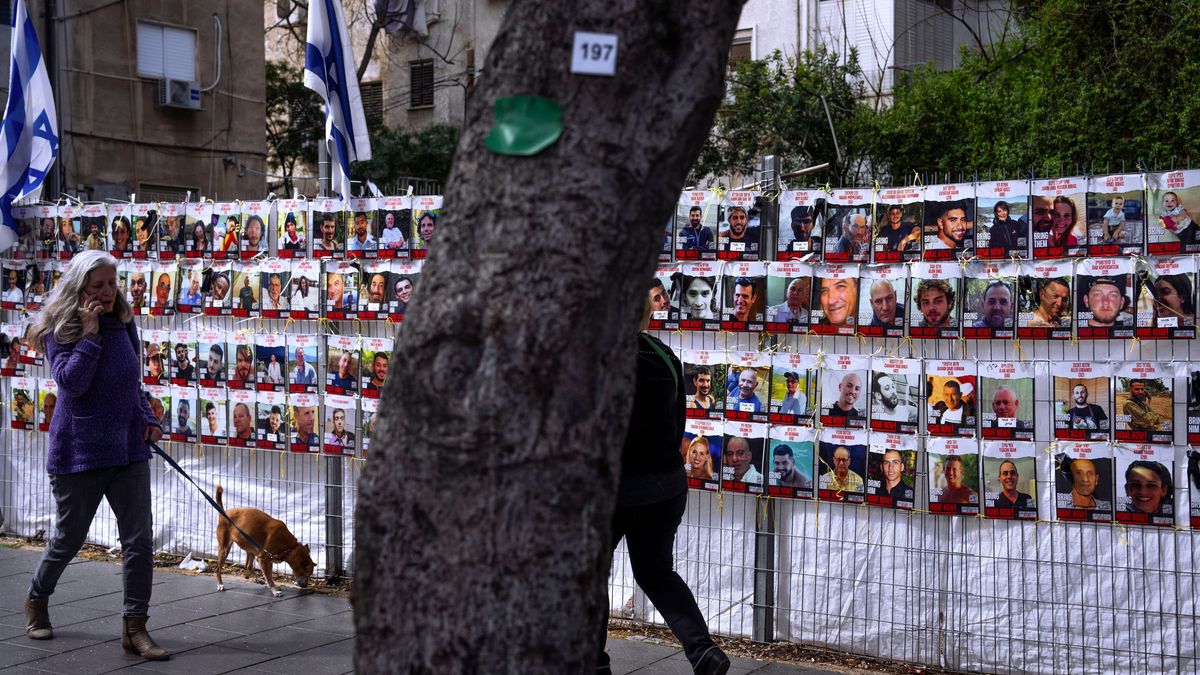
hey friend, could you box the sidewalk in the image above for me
[0,543,850,674]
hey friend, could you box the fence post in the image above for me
[325,455,344,577]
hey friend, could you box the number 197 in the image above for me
[580,42,613,61]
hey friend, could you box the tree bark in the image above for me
[354,1,745,672]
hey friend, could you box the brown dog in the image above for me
[214,485,316,597]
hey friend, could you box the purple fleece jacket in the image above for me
[44,314,160,475]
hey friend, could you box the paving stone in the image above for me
[136,620,244,653]
[257,591,349,619]
[0,639,58,668]
[158,587,276,615]
[20,615,126,654]
[214,625,347,656]
[128,643,274,674]
[288,610,355,637]
[16,640,143,674]
[244,637,354,675]
[186,606,312,635]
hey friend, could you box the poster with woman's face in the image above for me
[872,187,923,263]
[228,335,256,391]
[1146,169,1200,255]
[1135,255,1196,339]
[777,189,826,260]
[809,264,858,336]
[677,261,721,331]
[675,190,718,261]
[55,204,81,259]
[922,184,974,261]
[962,262,1017,339]
[130,203,158,259]
[376,196,411,259]
[925,359,976,438]
[683,349,726,420]
[817,427,868,503]
[720,262,766,331]
[203,261,233,316]
[1075,256,1135,339]
[767,425,816,500]
[865,432,917,510]
[212,202,240,259]
[326,334,361,396]
[823,188,871,263]
[108,204,133,258]
[1017,260,1073,340]
[857,264,907,338]
[764,261,811,334]
[927,437,979,515]
[184,201,213,259]
[725,352,770,424]
[982,441,1037,520]
[254,334,286,392]
[289,259,321,318]
[909,262,961,339]
[255,390,288,451]
[311,197,346,258]
[228,389,257,447]
[1086,173,1144,257]
[410,195,442,258]
[1114,444,1174,528]
[768,351,817,427]
[389,259,421,322]
[720,420,767,494]
[1112,361,1176,446]
[276,199,308,258]
[978,360,1036,442]
[1054,441,1113,523]
[239,201,270,259]
[869,357,920,434]
[1052,361,1112,442]
[975,180,1029,259]
[323,394,358,456]
[1031,177,1087,259]
[26,261,51,309]
[682,417,721,492]
[323,260,360,320]
[198,386,227,444]
[716,190,761,261]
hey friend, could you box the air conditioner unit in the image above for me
[156,78,201,111]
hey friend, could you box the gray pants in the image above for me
[29,460,154,617]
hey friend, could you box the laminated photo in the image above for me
[658,217,672,262]
[717,190,761,261]
[0,324,22,376]
[869,356,920,434]
[347,198,379,258]
[360,396,379,458]
[198,386,227,444]
[872,186,923,263]
[108,204,133,258]
[674,190,718,261]
[975,180,1029,259]
[10,377,35,430]
[231,261,260,317]
[922,183,974,261]
[817,427,868,503]
[276,198,309,258]
[35,205,56,258]
[721,421,768,493]
[927,437,980,515]
[148,261,178,316]
[1031,177,1087,259]
[37,378,57,433]
[909,262,961,339]
[228,389,257,447]
[203,261,233,316]
[767,351,818,426]
[823,188,871,263]
[288,333,320,394]
[10,206,35,260]
[323,260,360,320]
[326,334,361,396]
[169,385,197,443]
[1145,169,1200,255]
[677,261,721,331]
[323,394,358,455]
[1086,173,1144,257]
[1189,366,1200,446]
[80,203,107,252]
[1017,260,1073,340]
[1113,361,1177,445]
[982,441,1038,520]
[55,204,81,258]
[767,425,816,500]
[978,360,1036,442]
[1075,256,1135,339]
[1114,444,1174,528]
[865,432,917,510]
[142,329,169,385]
[389,259,422,322]
[198,331,226,387]
[724,351,770,423]
[764,261,811,334]
[961,261,1017,339]
[157,203,186,259]
[683,349,726,420]
[819,354,869,429]
[144,384,170,430]
[777,189,826,260]
[289,259,321,319]
[362,337,394,398]
[926,359,977,438]
[175,260,204,313]
[682,417,721,492]
[254,333,287,392]
[124,259,153,314]
[1052,360,1112,441]
[1,261,26,310]
[410,195,442,258]
[1135,255,1196,339]
[169,331,197,386]
[228,334,256,390]
[1188,449,1200,528]
[377,195,411,258]
[359,260,391,319]
[288,393,321,453]
[239,201,270,259]
[259,258,291,317]
[255,390,288,451]
[857,264,907,338]
[809,263,858,336]
[311,197,346,258]
[130,203,158,259]
[212,201,240,259]
[25,261,51,309]
[183,201,213,259]
[1054,441,1114,523]
[720,262,766,332]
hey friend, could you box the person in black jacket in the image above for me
[595,290,730,675]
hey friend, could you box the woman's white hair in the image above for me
[27,250,131,347]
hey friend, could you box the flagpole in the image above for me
[43,0,60,199]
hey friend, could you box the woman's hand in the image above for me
[144,425,163,443]
[78,293,102,335]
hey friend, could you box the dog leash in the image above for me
[148,441,288,563]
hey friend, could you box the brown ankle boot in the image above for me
[24,594,52,640]
[121,615,169,660]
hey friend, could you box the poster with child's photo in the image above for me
[865,432,917,510]
[777,189,826,260]
[764,261,811,334]
[183,201,213,259]
[1146,169,1200,255]
[922,185,974,261]
[909,262,961,339]
[239,201,270,259]
[1086,173,1143,257]
[767,425,816,500]
[982,441,1037,520]
[823,188,871,263]
[362,337,393,398]
[326,334,361,396]
[1114,444,1174,528]
[410,195,441,258]
[682,418,721,491]
[256,391,288,451]
[288,393,321,453]
[869,357,920,434]
[975,180,1029,259]
[1054,441,1113,523]
[389,259,421,322]
[255,334,286,392]
[1135,255,1196,339]
[1075,256,1135,339]
[276,198,308,258]
[717,190,761,261]
[288,334,320,394]
[978,360,1036,442]
[682,349,725,420]
[212,201,240,259]
[169,331,197,386]
[817,427,868,503]
[720,262,766,331]
[1017,260,1072,340]
[1031,177,1087,259]
[311,197,346,258]
[872,187,923,263]
[677,261,721,331]
[725,352,770,423]
[1113,361,1176,445]
[962,261,1017,339]
[927,437,979,515]
[377,195,411,258]
[324,396,358,455]
[37,378,57,432]
[809,263,858,336]
[768,351,817,426]
[721,421,767,494]
[857,264,907,338]
[198,387,227,444]
[925,359,976,438]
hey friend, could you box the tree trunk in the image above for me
[354,1,745,672]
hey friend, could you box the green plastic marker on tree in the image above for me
[484,96,563,157]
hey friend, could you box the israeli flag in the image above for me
[0,0,58,251]
[304,0,372,200]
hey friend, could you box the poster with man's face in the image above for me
[388,259,422,322]
[1052,361,1112,441]
[311,197,346,258]
[259,258,291,317]
[142,330,169,385]
[255,334,287,392]
[909,262,961,339]
[925,359,976,438]
[157,203,186,260]
[717,191,761,261]
[865,432,917,510]
[228,389,257,447]
[1086,173,1144,257]
[927,437,979,515]
[37,378,57,432]
[239,201,270,259]
[212,201,239,259]
[817,427,868,503]
[857,264,907,338]
[1113,361,1175,445]
[1135,255,1197,340]
[288,334,320,395]
[777,190,826,260]
[256,390,288,451]
[1054,441,1113,523]
[823,189,871,263]
[323,394,358,456]
[1114,444,1174,528]
[720,262,766,331]
[764,261,811,334]
[204,261,233,316]
[922,184,973,261]
[169,331,197,386]
[819,354,868,429]
[359,260,391,319]
[288,393,321,454]
[975,180,1029,259]
[198,332,226,387]
[809,264,859,336]
[978,361,1036,442]
[198,386,227,444]
[1187,449,1200,529]
[982,441,1037,520]
[962,262,1017,339]
[326,334,361,397]
[674,190,718,261]
[276,199,309,259]
[721,421,767,494]
[410,195,441,258]
[124,260,153,315]
[228,334,255,391]
[1,261,26,310]
[872,187,923,263]
[1017,260,1073,340]
[767,425,816,500]
[169,385,197,442]
[376,195,411,259]
[682,418,721,492]
[724,352,770,424]
[869,357,920,434]
[768,352,817,426]
[1031,177,1087,259]
[148,262,178,316]
[648,263,680,331]
[323,260,360,320]
[346,197,380,259]
[1146,169,1200,255]
[1075,257,1135,339]
[362,337,394,399]
[683,349,726,420]
[10,377,35,430]
[175,261,204,314]
[231,261,260,317]
[1188,367,1200,447]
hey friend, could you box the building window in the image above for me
[137,183,196,203]
[137,21,197,81]
[730,28,753,64]
[361,80,383,127]
[409,60,434,109]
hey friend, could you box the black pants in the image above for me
[597,490,716,670]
